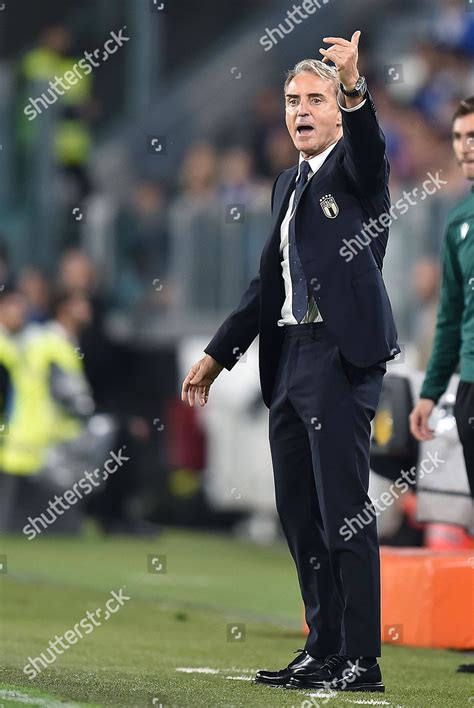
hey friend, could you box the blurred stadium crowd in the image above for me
[0,0,473,537]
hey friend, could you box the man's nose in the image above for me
[297,102,310,116]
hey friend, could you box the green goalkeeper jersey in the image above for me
[420,185,474,403]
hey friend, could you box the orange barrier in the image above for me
[380,547,474,649]
[302,547,474,649]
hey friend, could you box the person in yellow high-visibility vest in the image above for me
[17,26,93,198]
[0,288,94,531]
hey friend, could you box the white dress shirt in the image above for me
[278,94,367,326]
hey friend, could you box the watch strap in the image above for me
[340,76,367,97]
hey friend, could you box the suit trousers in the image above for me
[268,321,386,658]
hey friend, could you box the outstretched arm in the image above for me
[180,169,286,407]
[203,271,261,371]
[321,31,388,194]
[181,272,260,407]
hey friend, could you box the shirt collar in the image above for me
[298,140,339,179]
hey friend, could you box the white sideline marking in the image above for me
[342,702,390,705]
[0,689,80,706]
[176,667,219,674]
[176,667,259,675]
[174,669,392,705]
[305,697,390,706]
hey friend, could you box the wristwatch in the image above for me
[340,75,367,98]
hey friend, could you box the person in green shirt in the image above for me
[410,96,474,500]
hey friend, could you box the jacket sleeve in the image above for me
[203,271,261,370]
[339,89,388,195]
[419,226,464,403]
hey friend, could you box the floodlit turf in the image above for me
[0,528,472,706]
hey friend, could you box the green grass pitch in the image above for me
[0,528,472,706]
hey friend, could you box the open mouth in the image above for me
[296,125,315,136]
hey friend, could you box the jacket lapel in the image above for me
[303,139,343,198]
[273,139,344,230]
[273,166,297,227]
[261,139,344,270]
[260,166,297,267]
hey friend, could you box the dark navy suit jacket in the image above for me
[204,91,400,408]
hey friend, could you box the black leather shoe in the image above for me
[255,650,324,687]
[287,654,385,692]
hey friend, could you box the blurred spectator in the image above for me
[217,146,272,279]
[115,180,170,311]
[17,25,94,202]
[250,87,286,177]
[178,141,219,199]
[17,266,50,323]
[0,283,27,337]
[0,286,94,532]
[262,127,296,177]
[57,248,112,409]
[57,246,98,295]
[168,142,221,311]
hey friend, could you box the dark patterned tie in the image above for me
[289,160,311,323]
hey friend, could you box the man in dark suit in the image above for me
[182,31,399,693]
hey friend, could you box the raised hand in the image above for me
[319,30,361,91]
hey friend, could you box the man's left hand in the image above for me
[319,31,361,91]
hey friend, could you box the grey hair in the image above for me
[284,59,339,97]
